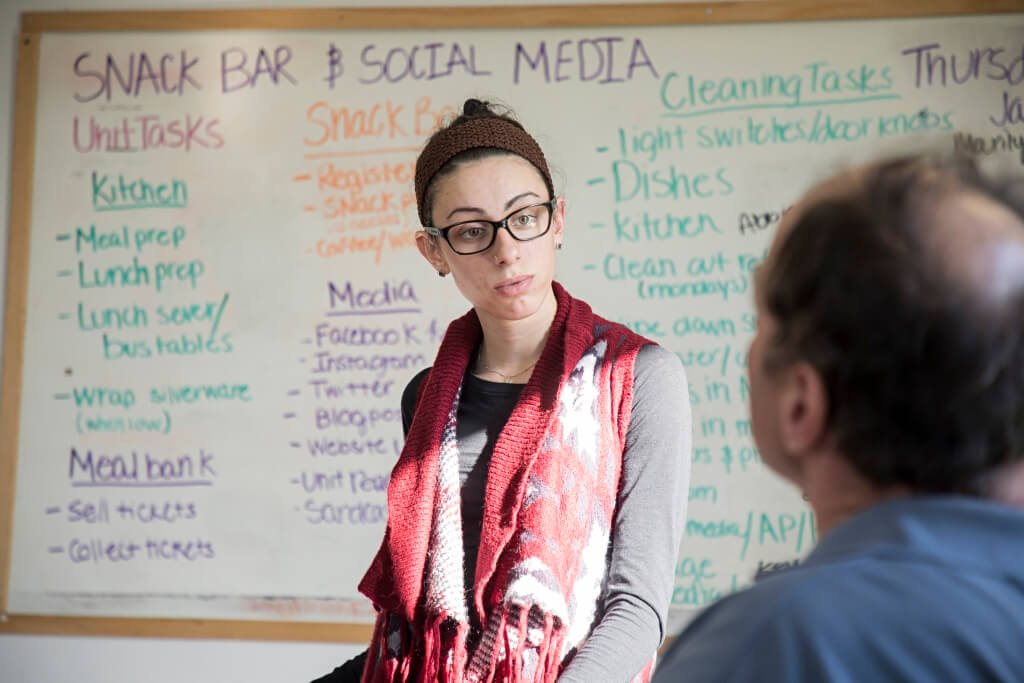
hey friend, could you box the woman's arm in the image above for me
[309,650,368,683]
[558,344,693,682]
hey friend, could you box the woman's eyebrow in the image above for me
[446,191,541,220]
[504,191,540,211]
[446,204,486,220]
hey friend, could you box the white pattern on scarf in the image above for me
[424,384,470,622]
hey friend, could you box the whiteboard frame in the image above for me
[1,0,1018,643]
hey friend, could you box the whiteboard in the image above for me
[3,4,1023,639]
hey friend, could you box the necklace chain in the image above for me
[477,354,539,383]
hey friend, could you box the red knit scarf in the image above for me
[358,283,653,682]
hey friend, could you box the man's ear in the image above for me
[777,362,829,455]
[416,232,449,276]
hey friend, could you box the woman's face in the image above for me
[417,154,564,325]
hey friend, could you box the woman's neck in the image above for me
[474,290,557,382]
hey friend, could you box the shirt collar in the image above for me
[800,496,1024,581]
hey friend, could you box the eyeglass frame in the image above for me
[423,198,559,255]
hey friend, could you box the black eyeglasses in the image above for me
[425,199,557,255]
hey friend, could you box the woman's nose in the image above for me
[491,225,520,264]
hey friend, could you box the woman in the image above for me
[320,99,691,683]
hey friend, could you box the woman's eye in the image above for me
[459,226,487,239]
[513,214,535,226]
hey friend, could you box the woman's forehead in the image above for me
[435,155,547,201]
[458,154,541,181]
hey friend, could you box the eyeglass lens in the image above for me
[446,203,552,254]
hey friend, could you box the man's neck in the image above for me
[802,452,910,536]
[987,461,1024,508]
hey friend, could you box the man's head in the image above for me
[749,156,1024,499]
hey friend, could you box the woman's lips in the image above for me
[495,275,532,296]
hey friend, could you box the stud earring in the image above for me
[556,243,563,250]
[437,270,446,277]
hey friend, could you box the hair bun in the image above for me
[462,98,490,116]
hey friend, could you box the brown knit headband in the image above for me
[414,117,555,227]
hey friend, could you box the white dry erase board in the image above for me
[2,1,1023,642]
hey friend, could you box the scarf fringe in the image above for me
[482,608,507,683]
[366,605,598,683]
[541,619,566,683]
[421,614,472,683]
[422,613,442,683]
[360,613,384,683]
[364,611,473,683]
[511,607,528,681]
[450,621,471,682]
[487,606,566,683]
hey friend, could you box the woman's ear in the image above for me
[552,197,566,245]
[416,232,450,276]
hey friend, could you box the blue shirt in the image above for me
[654,496,1024,683]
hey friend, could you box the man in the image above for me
[654,156,1024,682]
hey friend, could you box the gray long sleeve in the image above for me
[557,344,692,682]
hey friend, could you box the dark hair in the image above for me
[762,156,1024,495]
[416,99,553,227]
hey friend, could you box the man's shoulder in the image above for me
[656,537,1024,682]
[656,555,922,681]
[656,565,834,677]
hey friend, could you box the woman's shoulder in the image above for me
[586,312,686,392]
[634,343,685,380]
[632,343,689,402]
[401,367,432,414]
